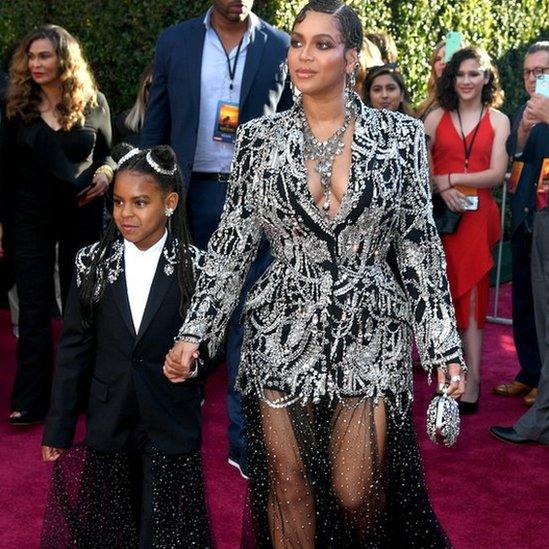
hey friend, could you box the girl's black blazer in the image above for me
[42,237,216,454]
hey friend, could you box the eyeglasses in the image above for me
[522,66,549,78]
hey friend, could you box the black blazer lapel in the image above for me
[134,250,175,345]
[239,27,267,109]
[187,18,207,116]
[110,273,137,339]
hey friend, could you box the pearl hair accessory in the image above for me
[146,151,177,176]
[117,147,141,167]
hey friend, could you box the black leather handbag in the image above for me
[432,194,461,235]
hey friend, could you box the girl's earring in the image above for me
[165,207,174,233]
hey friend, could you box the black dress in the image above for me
[0,92,114,417]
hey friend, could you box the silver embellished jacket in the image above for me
[179,99,464,411]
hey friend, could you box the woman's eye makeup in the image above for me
[289,36,335,50]
[316,40,333,50]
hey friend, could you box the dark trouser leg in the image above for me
[515,210,549,443]
[187,178,273,461]
[511,224,542,387]
[226,242,272,464]
[186,178,228,251]
[57,196,103,310]
[11,214,55,415]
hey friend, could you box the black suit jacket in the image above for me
[140,11,292,187]
[43,238,214,455]
[507,104,537,234]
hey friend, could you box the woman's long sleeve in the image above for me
[395,119,465,374]
[177,122,264,356]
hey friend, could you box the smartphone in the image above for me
[463,196,479,211]
[535,74,549,97]
[444,31,463,63]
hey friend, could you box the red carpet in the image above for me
[0,284,547,548]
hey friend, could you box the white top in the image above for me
[192,8,258,173]
[124,231,167,333]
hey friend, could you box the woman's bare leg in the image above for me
[260,391,315,548]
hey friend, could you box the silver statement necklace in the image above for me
[303,100,355,212]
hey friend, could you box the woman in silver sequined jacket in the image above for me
[176,99,464,411]
[165,2,465,547]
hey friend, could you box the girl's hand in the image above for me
[42,446,65,462]
[437,363,466,399]
[440,187,467,212]
[163,341,200,383]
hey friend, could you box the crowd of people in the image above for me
[0,0,547,547]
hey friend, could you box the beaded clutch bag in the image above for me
[426,392,460,447]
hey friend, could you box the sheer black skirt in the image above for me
[241,391,450,548]
[41,444,213,548]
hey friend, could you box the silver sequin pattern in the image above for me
[179,97,465,416]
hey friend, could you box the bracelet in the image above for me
[94,164,114,183]
[447,173,453,188]
[177,333,201,345]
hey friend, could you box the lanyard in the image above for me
[211,28,244,92]
[456,107,484,173]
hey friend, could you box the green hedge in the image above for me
[0,1,547,116]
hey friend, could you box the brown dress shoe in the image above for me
[492,380,531,397]
[523,388,538,407]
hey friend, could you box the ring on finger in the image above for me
[451,375,461,383]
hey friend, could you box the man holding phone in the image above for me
[493,41,549,406]
[491,91,549,445]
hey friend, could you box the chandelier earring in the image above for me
[281,59,299,99]
[346,63,359,90]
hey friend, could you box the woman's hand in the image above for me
[77,172,110,207]
[437,363,466,399]
[439,187,467,212]
[163,341,200,383]
[42,446,65,462]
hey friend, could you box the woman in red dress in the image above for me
[424,46,510,412]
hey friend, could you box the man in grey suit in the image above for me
[491,93,549,445]
[141,0,292,476]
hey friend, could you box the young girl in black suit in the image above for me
[41,144,213,548]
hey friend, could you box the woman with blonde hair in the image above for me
[113,62,153,145]
[0,24,115,425]
[354,37,383,98]
[417,40,446,120]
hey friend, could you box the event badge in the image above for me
[507,160,524,194]
[444,31,463,63]
[213,100,240,143]
[536,158,549,210]
[535,74,549,97]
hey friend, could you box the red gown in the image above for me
[432,110,501,330]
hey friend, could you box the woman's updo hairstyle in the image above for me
[293,1,363,55]
[80,143,195,327]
